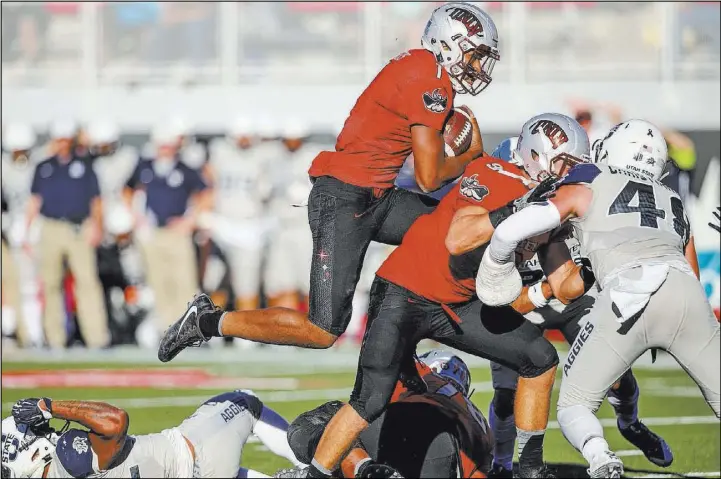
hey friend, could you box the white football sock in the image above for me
[557,404,607,463]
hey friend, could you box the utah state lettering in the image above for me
[220,403,244,423]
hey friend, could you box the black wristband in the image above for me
[489,204,514,229]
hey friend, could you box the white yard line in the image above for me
[630,473,720,478]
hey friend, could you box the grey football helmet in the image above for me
[421,2,500,95]
[513,113,591,181]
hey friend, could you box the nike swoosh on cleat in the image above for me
[177,305,198,341]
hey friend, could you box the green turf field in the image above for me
[1,348,718,478]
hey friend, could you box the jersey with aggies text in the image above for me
[377,156,531,304]
[308,49,455,190]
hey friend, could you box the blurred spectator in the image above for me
[1,3,49,65]
[662,129,697,205]
[124,125,212,331]
[1,123,44,348]
[263,119,316,311]
[201,117,272,316]
[101,2,160,62]
[147,3,217,69]
[567,97,624,146]
[25,119,109,349]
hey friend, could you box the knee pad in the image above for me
[492,388,516,420]
[287,401,344,464]
[518,337,559,378]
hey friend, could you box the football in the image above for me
[443,105,475,157]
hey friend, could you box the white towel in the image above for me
[607,263,670,322]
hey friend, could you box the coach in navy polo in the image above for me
[124,125,212,331]
[26,119,109,349]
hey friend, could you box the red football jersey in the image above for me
[377,156,531,304]
[308,49,455,190]
[389,361,493,478]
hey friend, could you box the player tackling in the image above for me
[476,119,720,477]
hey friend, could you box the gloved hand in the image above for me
[476,250,522,307]
[11,398,52,428]
[356,461,403,479]
[512,176,559,213]
[710,206,720,233]
[273,466,309,478]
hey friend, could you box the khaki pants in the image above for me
[140,228,199,329]
[39,219,109,349]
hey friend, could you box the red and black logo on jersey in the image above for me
[422,87,449,113]
[530,120,569,150]
[447,7,484,37]
[459,174,489,201]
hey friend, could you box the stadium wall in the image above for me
[3,81,720,132]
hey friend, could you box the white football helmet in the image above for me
[1,417,58,479]
[593,119,668,181]
[3,123,36,152]
[513,113,591,181]
[421,2,500,95]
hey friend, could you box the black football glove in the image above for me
[11,397,53,428]
[356,461,403,479]
[710,206,720,233]
[512,176,559,212]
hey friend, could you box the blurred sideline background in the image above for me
[1,1,719,353]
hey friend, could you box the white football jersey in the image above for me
[1,153,38,222]
[267,143,319,223]
[92,146,139,206]
[207,138,271,220]
[561,163,694,286]
[46,428,193,478]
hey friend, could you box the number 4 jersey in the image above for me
[560,163,695,288]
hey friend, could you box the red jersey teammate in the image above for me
[159,6,499,371]
[306,116,593,479]
[284,351,493,479]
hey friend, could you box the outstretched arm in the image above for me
[486,185,590,264]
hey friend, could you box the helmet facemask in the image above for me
[448,42,499,96]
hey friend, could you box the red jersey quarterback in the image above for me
[159,3,501,361]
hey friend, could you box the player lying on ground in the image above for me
[474,138,673,477]
[279,351,492,479]
[2,390,302,478]
[299,113,594,479]
[475,119,720,478]
[157,2,496,362]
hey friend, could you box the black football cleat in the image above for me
[158,294,219,363]
[488,463,513,478]
[619,419,673,467]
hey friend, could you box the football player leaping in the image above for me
[482,138,673,477]
[3,390,302,478]
[158,2,496,368]
[476,119,720,478]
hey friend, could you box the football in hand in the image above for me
[443,105,474,157]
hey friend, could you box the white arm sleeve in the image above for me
[253,406,304,467]
[488,203,562,263]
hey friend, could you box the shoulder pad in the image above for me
[560,163,601,186]
[55,429,95,478]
